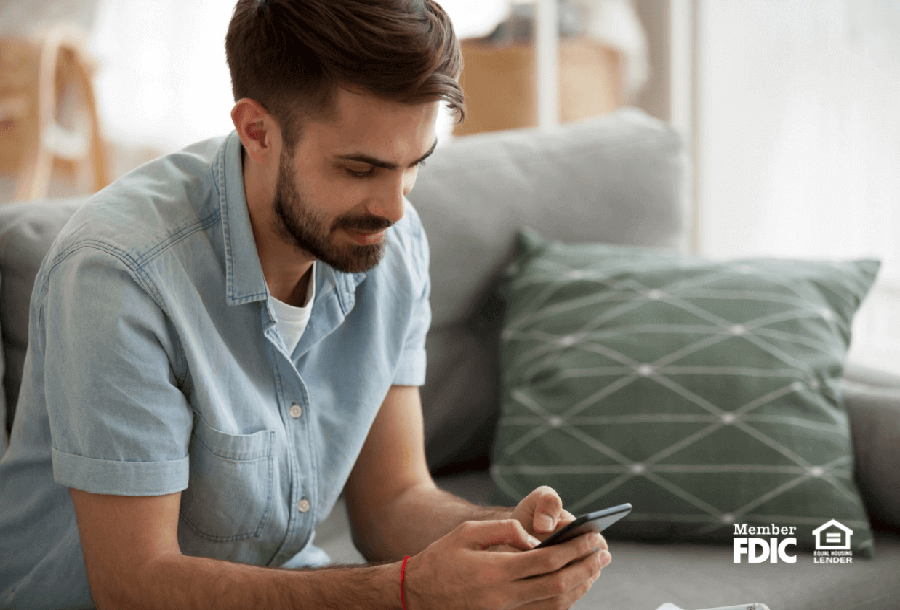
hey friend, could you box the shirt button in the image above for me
[297,499,311,513]
[289,404,303,419]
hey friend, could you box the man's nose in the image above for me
[369,170,413,225]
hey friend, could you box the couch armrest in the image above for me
[843,376,900,531]
[844,361,900,390]
[0,268,5,456]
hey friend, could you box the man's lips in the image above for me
[344,227,387,245]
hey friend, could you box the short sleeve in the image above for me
[391,208,431,386]
[39,246,193,496]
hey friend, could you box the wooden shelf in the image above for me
[455,37,623,137]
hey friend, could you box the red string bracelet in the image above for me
[401,555,411,610]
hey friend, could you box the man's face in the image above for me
[270,89,440,274]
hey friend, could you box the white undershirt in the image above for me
[270,263,316,356]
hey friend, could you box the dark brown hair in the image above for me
[225,0,464,149]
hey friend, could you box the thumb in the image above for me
[460,519,541,551]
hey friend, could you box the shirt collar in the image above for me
[215,131,366,310]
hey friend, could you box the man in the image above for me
[0,1,611,608]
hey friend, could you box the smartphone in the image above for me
[534,503,632,549]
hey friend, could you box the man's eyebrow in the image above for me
[335,138,439,170]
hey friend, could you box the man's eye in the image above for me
[346,166,375,179]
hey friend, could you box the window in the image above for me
[692,0,900,374]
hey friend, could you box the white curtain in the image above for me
[88,0,235,153]
[697,0,900,373]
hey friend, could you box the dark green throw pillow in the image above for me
[492,229,880,556]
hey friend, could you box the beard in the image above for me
[271,148,392,274]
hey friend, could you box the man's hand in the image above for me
[404,518,610,610]
[511,486,577,538]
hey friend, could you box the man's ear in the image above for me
[231,98,277,165]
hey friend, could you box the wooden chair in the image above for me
[0,25,108,203]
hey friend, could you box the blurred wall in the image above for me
[0,0,98,36]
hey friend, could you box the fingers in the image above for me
[528,486,565,534]
[459,519,542,551]
[514,531,609,580]
[416,519,610,610]
[558,509,576,528]
[515,568,595,610]
[514,543,611,608]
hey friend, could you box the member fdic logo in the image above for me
[733,524,797,563]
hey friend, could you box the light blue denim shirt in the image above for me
[0,131,431,608]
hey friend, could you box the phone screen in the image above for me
[533,503,632,549]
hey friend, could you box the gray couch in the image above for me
[2,109,899,609]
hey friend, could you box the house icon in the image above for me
[813,520,853,550]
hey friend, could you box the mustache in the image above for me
[334,215,393,233]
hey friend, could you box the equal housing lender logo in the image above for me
[733,519,854,564]
[812,519,854,564]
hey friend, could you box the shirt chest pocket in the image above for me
[179,416,275,542]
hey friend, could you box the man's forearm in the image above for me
[93,552,401,610]
[352,483,513,562]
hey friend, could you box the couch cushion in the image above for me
[413,108,684,330]
[412,108,684,472]
[0,198,85,435]
[492,229,879,555]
